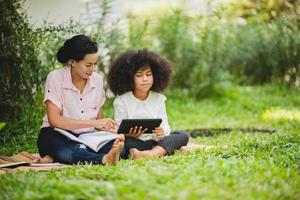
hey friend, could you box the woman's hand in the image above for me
[125,126,147,138]
[95,118,116,132]
[153,127,164,140]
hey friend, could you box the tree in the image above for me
[0,0,41,121]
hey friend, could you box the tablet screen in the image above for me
[117,119,162,134]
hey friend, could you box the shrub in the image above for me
[0,0,77,149]
[126,4,300,97]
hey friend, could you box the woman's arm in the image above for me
[46,100,112,131]
[96,108,104,119]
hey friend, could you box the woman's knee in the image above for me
[71,144,102,164]
[37,128,57,157]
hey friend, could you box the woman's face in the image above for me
[70,53,99,80]
[133,65,153,94]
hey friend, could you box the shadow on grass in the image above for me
[187,128,277,138]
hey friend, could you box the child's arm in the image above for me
[158,98,171,136]
[113,97,146,136]
[153,127,164,140]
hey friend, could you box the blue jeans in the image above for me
[37,127,126,164]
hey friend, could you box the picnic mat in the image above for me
[0,151,69,174]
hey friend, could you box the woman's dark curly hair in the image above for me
[107,48,173,96]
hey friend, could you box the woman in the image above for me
[36,35,124,165]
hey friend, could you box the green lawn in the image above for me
[0,85,300,199]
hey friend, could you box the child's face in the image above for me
[133,66,153,94]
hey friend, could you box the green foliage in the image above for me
[0,0,79,144]
[0,123,5,130]
[125,3,300,97]
[0,0,41,120]
[223,0,299,20]
[227,16,300,85]
[155,9,199,89]
[127,15,150,49]
[88,0,126,85]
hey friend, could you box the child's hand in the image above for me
[126,126,148,138]
[153,127,164,140]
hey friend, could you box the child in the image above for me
[107,49,189,160]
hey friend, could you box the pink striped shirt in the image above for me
[41,66,106,134]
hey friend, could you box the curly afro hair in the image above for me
[107,48,173,96]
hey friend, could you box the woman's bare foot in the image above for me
[102,138,124,165]
[31,155,54,163]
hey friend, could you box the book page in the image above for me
[54,128,119,152]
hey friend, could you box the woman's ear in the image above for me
[68,59,75,67]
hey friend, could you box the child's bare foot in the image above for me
[129,145,167,160]
[179,146,190,153]
[129,148,154,160]
[179,143,222,152]
[118,134,125,141]
[31,155,54,163]
[102,138,124,165]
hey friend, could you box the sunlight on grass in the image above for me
[261,107,300,122]
[0,123,5,130]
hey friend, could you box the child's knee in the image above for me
[172,131,189,145]
[180,132,189,145]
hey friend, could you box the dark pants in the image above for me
[124,131,189,158]
[37,127,126,164]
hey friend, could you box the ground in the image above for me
[0,85,299,199]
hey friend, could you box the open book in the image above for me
[54,128,119,152]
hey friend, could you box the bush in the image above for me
[227,16,300,85]
[88,0,126,87]
[0,0,125,154]
[126,4,300,97]
[0,0,77,151]
[0,0,41,120]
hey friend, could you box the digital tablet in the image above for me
[117,119,162,134]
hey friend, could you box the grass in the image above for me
[166,85,300,132]
[0,85,300,199]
